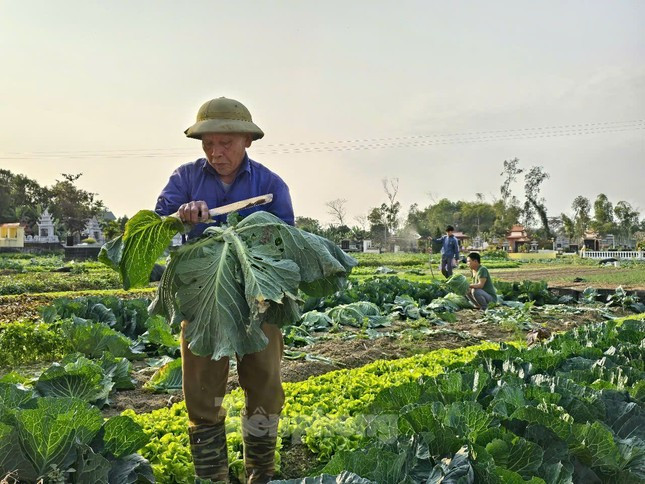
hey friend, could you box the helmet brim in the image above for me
[184,119,264,140]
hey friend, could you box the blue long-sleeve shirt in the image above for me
[155,153,294,239]
[435,235,460,259]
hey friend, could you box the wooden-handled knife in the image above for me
[168,194,274,222]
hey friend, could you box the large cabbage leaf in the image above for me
[99,210,184,290]
[0,382,35,409]
[100,352,136,390]
[326,301,384,327]
[34,356,114,406]
[103,415,150,459]
[447,274,470,296]
[0,397,153,483]
[141,314,180,355]
[269,471,375,483]
[144,358,183,393]
[62,318,141,359]
[150,211,356,360]
[1,397,103,481]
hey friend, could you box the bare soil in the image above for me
[0,291,154,324]
[491,266,645,291]
[103,307,614,418]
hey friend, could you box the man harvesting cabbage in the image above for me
[466,252,497,309]
[155,97,293,483]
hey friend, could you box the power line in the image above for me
[255,125,645,155]
[0,119,642,160]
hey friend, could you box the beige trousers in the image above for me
[181,321,285,427]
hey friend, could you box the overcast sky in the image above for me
[1,1,643,225]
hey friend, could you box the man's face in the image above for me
[447,230,454,237]
[202,133,252,182]
[467,257,478,270]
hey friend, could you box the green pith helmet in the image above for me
[184,97,264,140]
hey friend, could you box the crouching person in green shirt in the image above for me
[466,252,497,309]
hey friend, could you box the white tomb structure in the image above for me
[83,217,105,244]
[32,209,59,243]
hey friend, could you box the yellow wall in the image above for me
[508,251,557,260]
[0,226,25,248]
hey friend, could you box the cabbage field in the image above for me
[1,237,645,483]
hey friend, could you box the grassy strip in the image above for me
[0,287,156,301]
[0,270,123,295]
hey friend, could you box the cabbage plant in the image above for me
[101,210,357,360]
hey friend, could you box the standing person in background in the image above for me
[466,252,497,309]
[435,225,460,278]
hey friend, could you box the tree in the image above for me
[322,224,351,244]
[117,215,129,232]
[614,201,640,245]
[591,193,615,234]
[490,199,521,239]
[561,214,576,242]
[381,178,401,244]
[406,203,432,238]
[523,166,550,236]
[571,196,591,240]
[457,200,496,236]
[500,158,523,208]
[102,220,123,240]
[349,225,369,241]
[295,216,323,235]
[48,173,105,238]
[367,206,387,246]
[325,198,347,226]
[353,215,369,232]
[0,169,49,232]
[425,199,460,233]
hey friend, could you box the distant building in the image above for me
[505,224,531,252]
[100,210,117,222]
[82,217,105,244]
[32,209,60,243]
[582,230,601,251]
[452,231,469,248]
[553,233,571,251]
[0,223,25,248]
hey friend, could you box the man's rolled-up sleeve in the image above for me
[155,167,189,216]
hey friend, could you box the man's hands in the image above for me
[177,201,210,224]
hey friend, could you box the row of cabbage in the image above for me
[2,278,643,393]
[127,315,644,483]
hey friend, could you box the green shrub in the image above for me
[0,321,70,367]
[0,259,24,272]
[482,248,509,259]
[81,237,97,244]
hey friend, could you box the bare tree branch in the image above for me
[325,198,347,226]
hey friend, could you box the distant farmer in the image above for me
[466,252,497,309]
[435,225,460,278]
[155,97,294,483]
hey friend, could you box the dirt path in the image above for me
[490,266,645,291]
